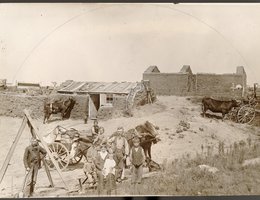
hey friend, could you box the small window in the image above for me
[106,94,113,104]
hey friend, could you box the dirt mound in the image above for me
[132,100,167,118]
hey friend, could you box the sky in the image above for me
[0,3,259,86]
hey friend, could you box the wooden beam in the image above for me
[0,117,27,184]
[42,159,54,187]
[23,109,69,190]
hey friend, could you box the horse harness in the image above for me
[129,128,156,144]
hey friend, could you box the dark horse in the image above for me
[43,97,76,124]
[125,121,161,159]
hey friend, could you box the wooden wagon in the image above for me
[43,126,86,171]
[227,83,260,124]
[43,125,105,171]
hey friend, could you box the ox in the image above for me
[202,97,239,120]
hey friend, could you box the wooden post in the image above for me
[23,109,69,190]
[0,117,27,184]
[42,159,54,187]
[78,178,82,192]
[147,91,152,104]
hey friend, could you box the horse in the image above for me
[125,121,161,159]
[43,97,76,124]
[125,129,160,159]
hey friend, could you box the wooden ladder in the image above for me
[126,83,144,112]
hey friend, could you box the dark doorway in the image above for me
[90,94,100,111]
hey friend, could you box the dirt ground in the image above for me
[0,96,259,197]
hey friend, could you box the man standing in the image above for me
[108,127,129,183]
[23,138,47,197]
[94,144,109,195]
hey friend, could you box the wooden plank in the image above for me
[42,159,54,187]
[23,109,69,190]
[0,117,27,184]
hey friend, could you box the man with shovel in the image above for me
[23,138,47,197]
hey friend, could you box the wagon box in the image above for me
[43,126,91,171]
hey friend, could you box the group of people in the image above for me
[22,120,147,197]
[82,122,146,195]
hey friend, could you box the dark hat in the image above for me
[132,136,140,143]
[100,143,107,149]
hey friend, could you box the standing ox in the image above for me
[43,97,76,124]
[202,97,239,120]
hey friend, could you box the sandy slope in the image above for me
[0,96,259,197]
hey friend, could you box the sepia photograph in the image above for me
[0,3,260,198]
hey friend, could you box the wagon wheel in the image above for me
[45,142,70,171]
[237,105,255,124]
[69,151,83,165]
[249,97,257,107]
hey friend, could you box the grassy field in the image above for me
[139,138,260,195]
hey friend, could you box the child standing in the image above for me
[102,149,117,195]
[129,136,146,194]
[83,154,97,187]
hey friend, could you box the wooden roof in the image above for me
[58,81,139,94]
